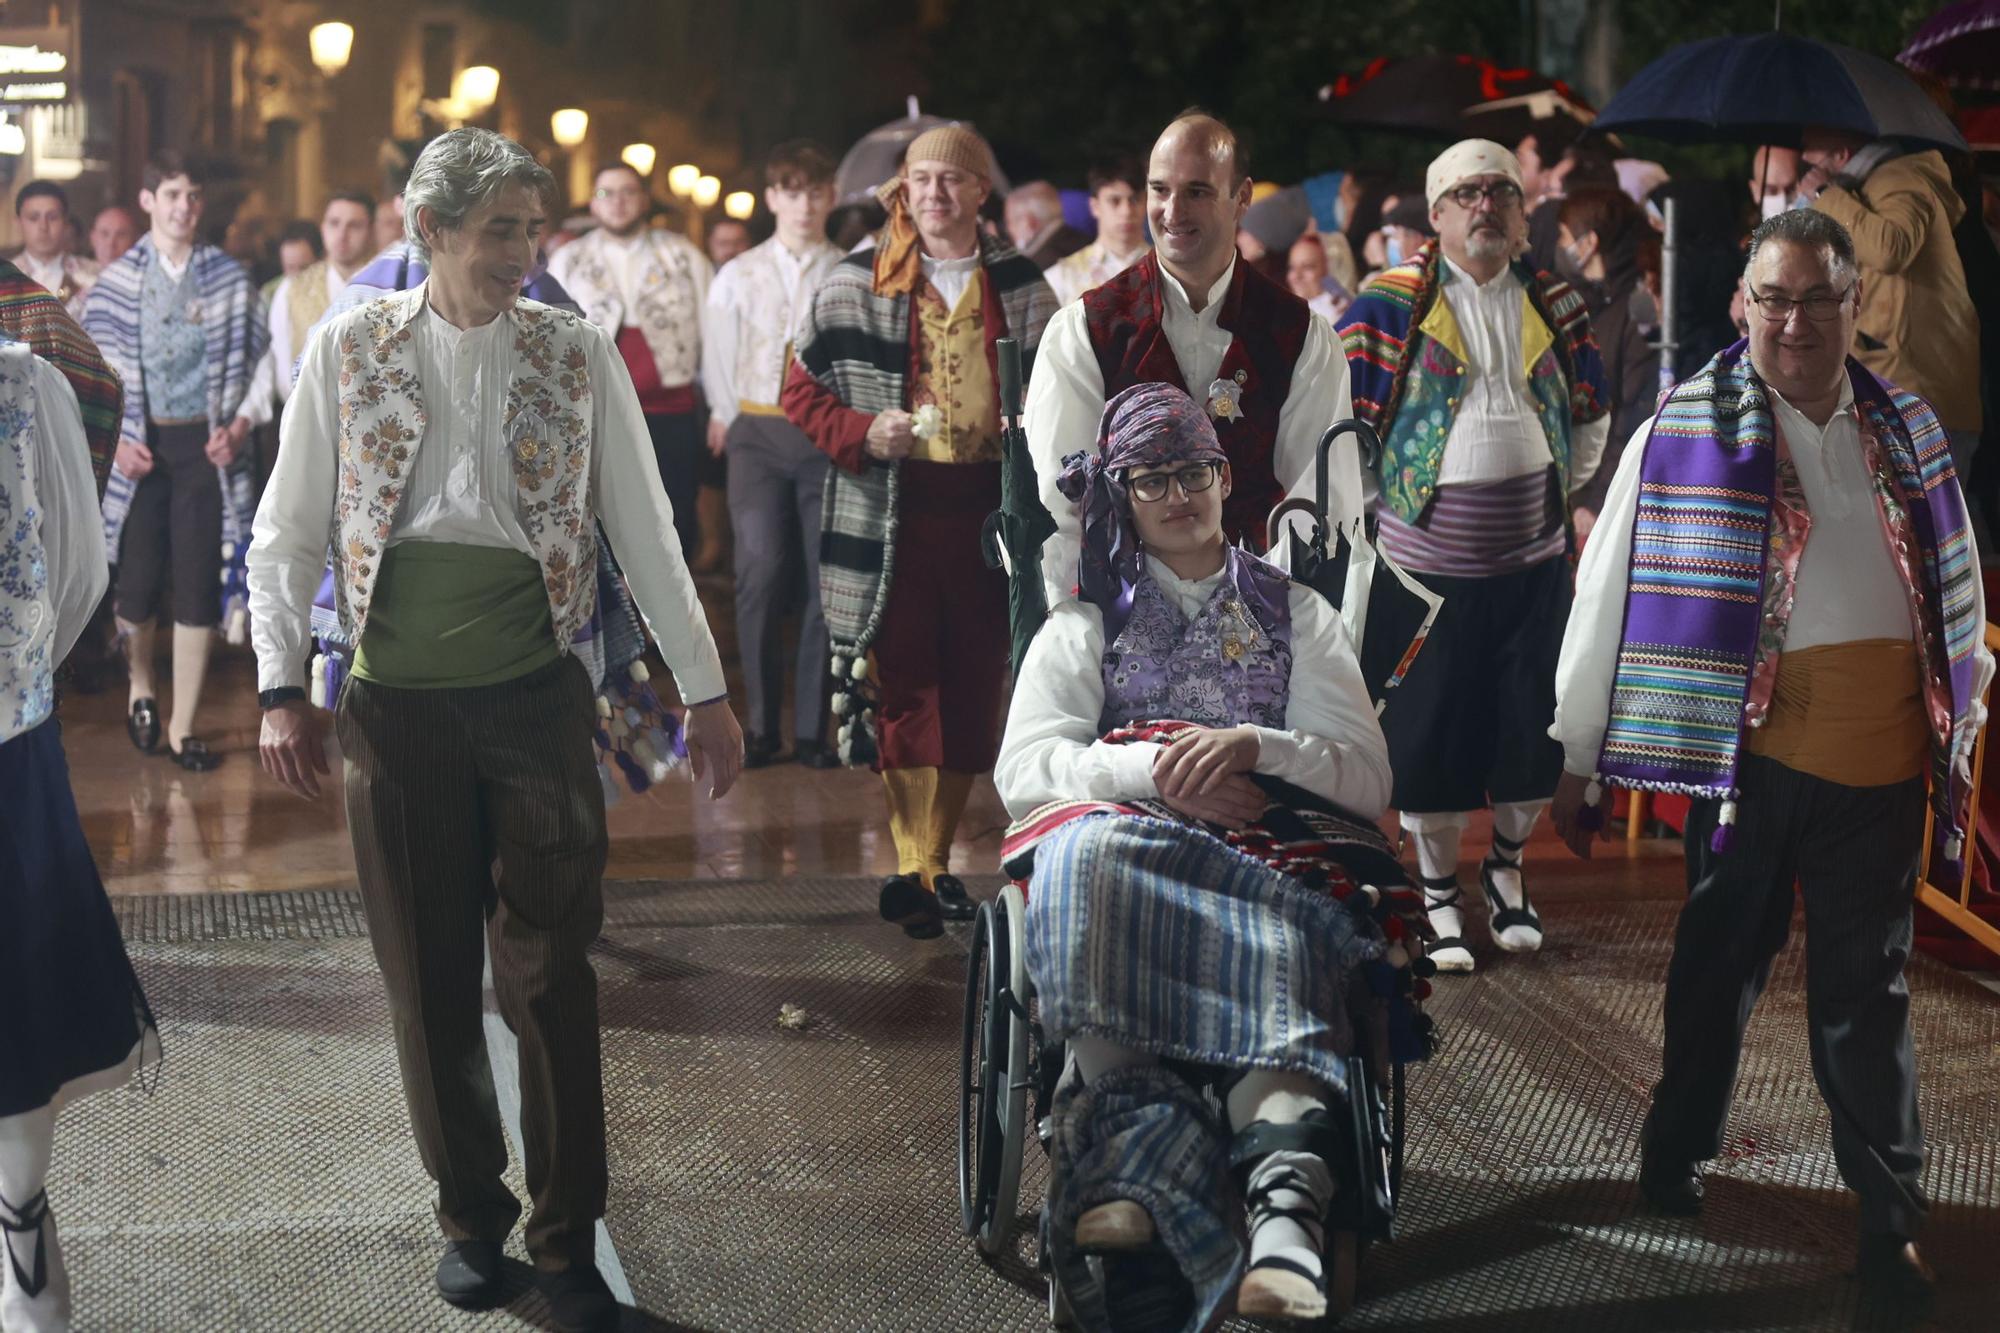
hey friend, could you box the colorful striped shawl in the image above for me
[0,259,123,498]
[87,237,265,613]
[1596,341,1979,873]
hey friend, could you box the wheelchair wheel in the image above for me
[1327,1229,1360,1319]
[1047,1267,1076,1329]
[958,888,1032,1255]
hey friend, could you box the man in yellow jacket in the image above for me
[1803,134,1982,495]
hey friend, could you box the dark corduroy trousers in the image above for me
[1644,752,1930,1239]
[336,655,609,1271]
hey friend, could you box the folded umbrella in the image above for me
[981,338,1056,675]
[1594,32,1965,151]
[1899,0,2000,93]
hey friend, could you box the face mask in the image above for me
[1384,232,1403,267]
[1557,243,1589,279]
[1759,191,1797,220]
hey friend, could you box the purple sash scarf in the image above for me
[1596,341,1977,874]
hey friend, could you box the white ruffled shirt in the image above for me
[994,554,1392,819]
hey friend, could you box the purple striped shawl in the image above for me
[1595,340,1978,878]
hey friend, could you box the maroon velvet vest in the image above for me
[1080,253,1312,548]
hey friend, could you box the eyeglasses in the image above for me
[1443,181,1523,211]
[1125,462,1221,503]
[1746,284,1855,323]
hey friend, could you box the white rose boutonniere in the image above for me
[911,403,944,441]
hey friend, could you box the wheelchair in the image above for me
[960,880,1427,1328]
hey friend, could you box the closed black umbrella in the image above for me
[1317,54,1594,144]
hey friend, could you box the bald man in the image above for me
[1025,110,1362,610]
[1005,180,1087,269]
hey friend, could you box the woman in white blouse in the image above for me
[994,384,1404,1331]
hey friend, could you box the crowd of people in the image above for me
[2,78,1995,1333]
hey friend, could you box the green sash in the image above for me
[352,541,558,689]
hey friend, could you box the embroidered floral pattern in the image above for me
[1100,573,1292,733]
[330,297,599,649]
[556,233,701,386]
[0,351,49,739]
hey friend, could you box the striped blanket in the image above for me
[86,237,265,634]
[0,260,122,497]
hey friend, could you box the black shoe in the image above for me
[1101,1247,1195,1333]
[536,1263,621,1333]
[435,1239,505,1310]
[1638,1151,1704,1215]
[1857,1234,1937,1311]
[794,739,842,770]
[164,737,222,772]
[127,698,160,754]
[934,873,977,922]
[878,873,943,939]
[743,733,782,769]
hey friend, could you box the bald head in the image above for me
[1147,112,1253,302]
[1153,114,1245,191]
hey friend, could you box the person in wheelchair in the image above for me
[994,382,1411,1330]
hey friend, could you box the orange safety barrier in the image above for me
[1914,622,2000,962]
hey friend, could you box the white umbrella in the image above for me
[835,96,1011,203]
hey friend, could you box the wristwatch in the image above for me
[258,687,307,711]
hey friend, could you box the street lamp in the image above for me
[666,163,700,199]
[454,65,500,113]
[621,143,657,177]
[308,22,354,78]
[723,191,754,220]
[550,108,588,148]
[692,174,721,209]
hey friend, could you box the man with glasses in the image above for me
[551,162,713,560]
[1026,110,1360,614]
[1338,139,1610,974]
[1550,209,1987,1310]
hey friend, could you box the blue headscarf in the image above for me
[1055,382,1227,640]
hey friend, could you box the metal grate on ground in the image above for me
[43,880,1999,1331]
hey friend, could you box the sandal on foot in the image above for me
[1420,875,1475,974]
[165,738,222,772]
[1480,835,1543,953]
[127,698,160,753]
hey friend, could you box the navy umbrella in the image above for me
[1593,33,1965,151]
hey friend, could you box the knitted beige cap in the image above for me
[904,124,994,180]
[1426,138,1523,207]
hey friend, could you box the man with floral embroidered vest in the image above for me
[1337,138,1610,974]
[551,162,713,561]
[247,130,743,1333]
[0,338,160,1333]
[1551,210,1990,1310]
[1027,111,1361,614]
[701,139,843,770]
[85,151,268,773]
[783,123,1058,938]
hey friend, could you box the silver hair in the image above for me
[401,128,555,264]
[1743,207,1858,292]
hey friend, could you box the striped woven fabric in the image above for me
[1600,642,1754,780]
[1373,471,1563,577]
[1627,482,1769,604]
[0,260,122,497]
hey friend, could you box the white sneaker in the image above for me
[1481,857,1544,953]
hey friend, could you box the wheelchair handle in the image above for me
[997,338,1023,420]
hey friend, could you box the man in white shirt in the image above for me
[551,163,713,559]
[1336,139,1611,973]
[233,189,376,428]
[1549,210,1989,1308]
[249,129,743,1333]
[1026,111,1361,615]
[11,181,98,320]
[702,140,843,769]
[1044,156,1150,307]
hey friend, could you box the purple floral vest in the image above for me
[1099,549,1294,733]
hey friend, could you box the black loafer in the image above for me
[1638,1153,1704,1215]
[1856,1234,1936,1311]
[934,874,978,922]
[435,1239,505,1309]
[878,873,943,939]
[165,738,222,772]
[794,739,842,770]
[127,698,160,754]
[743,733,782,770]
[535,1263,621,1333]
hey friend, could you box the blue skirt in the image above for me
[0,720,157,1117]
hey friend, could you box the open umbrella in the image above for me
[1899,0,2000,93]
[1317,54,1593,143]
[1593,33,1966,152]
[835,97,1010,204]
